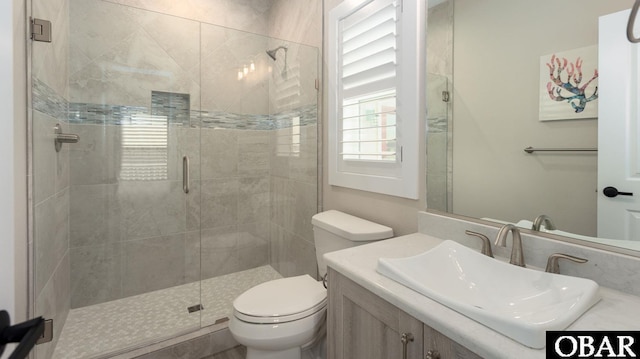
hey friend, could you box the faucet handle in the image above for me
[465,230,493,257]
[545,253,588,274]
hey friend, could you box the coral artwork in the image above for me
[546,55,598,113]
[539,45,598,121]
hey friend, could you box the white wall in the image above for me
[0,0,16,323]
[452,0,633,236]
[1,0,28,357]
[13,0,28,325]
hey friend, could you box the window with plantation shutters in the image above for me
[328,0,425,199]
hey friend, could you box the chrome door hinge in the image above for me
[31,18,52,43]
[442,90,450,103]
[36,319,53,345]
[315,78,319,90]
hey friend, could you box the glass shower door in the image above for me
[426,73,451,212]
[30,0,203,357]
[30,0,320,357]
[196,23,320,324]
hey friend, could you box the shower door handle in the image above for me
[183,155,190,194]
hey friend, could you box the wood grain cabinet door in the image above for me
[327,268,423,359]
[423,325,483,359]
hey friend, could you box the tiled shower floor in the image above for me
[53,266,283,359]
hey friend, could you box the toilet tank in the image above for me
[312,210,393,278]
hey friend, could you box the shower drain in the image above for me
[187,304,204,313]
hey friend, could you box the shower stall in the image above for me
[29,1,319,358]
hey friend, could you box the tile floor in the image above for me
[52,266,282,359]
[207,346,246,359]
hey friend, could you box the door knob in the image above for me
[603,186,633,198]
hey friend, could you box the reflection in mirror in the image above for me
[425,0,640,253]
[426,0,453,213]
[426,73,451,212]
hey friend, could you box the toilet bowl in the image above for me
[229,275,326,359]
[229,210,393,359]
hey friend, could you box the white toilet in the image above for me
[229,210,393,359]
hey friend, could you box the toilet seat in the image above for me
[233,275,327,324]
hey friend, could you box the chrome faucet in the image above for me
[465,230,493,257]
[531,214,556,231]
[494,224,525,267]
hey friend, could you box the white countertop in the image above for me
[324,233,640,359]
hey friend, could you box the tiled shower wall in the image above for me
[268,38,319,279]
[62,0,319,309]
[31,0,71,357]
[269,121,318,279]
[67,0,202,309]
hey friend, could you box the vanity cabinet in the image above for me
[327,268,482,359]
[327,267,423,359]
[423,326,482,359]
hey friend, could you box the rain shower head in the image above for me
[266,46,288,60]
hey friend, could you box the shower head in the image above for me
[266,49,277,60]
[266,46,288,60]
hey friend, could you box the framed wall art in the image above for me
[539,45,598,121]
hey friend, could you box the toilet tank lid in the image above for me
[311,210,393,241]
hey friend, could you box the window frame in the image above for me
[328,0,425,199]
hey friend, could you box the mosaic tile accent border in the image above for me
[197,110,272,130]
[151,91,191,125]
[69,105,315,129]
[272,105,318,128]
[198,105,317,130]
[68,102,149,125]
[32,78,68,120]
[427,116,448,133]
[33,79,318,130]
[34,78,317,130]
[68,103,317,130]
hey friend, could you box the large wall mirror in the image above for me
[426,0,640,254]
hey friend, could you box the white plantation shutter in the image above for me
[276,116,301,157]
[341,0,397,99]
[341,91,397,161]
[120,115,169,181]
[328,0,425,199]
[341,0,397,163]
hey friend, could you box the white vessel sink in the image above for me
[376,240,600,348]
